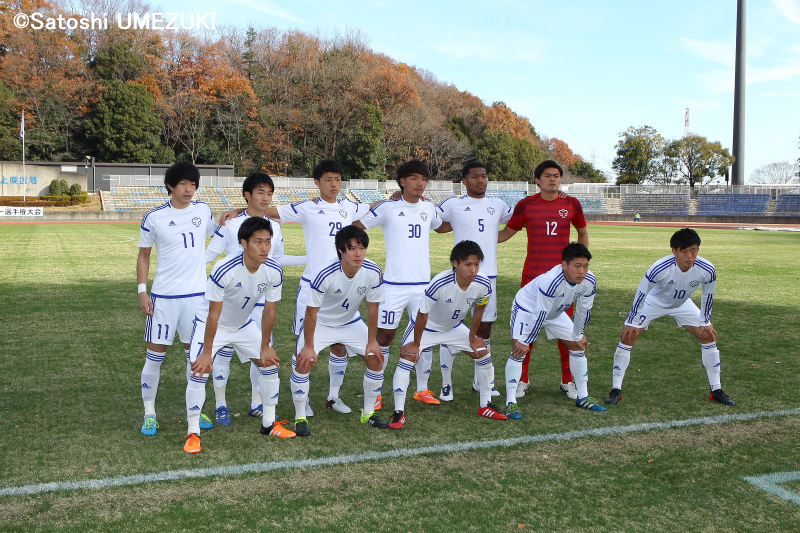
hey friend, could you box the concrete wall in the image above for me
[0,163,87,197]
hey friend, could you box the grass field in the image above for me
[0,222,799,532]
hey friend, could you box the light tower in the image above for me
[731,0,745,186]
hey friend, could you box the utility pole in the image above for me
[731,0,746,186]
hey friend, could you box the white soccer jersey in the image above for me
[138,200,216,297]
[277,197,370,281]
[627,254,716,326]
[307,258,384,327]
[205,211,285,265]
[437,195,512,277]
[359,198,442,284]
[513,264,596,342]
[196,253,283,329]
[418,269,492,332]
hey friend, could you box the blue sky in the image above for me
[156,0,800,181]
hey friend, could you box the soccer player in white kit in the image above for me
[504,243,605,418]
[204,173,305,425]
[137,162,218,436]
[436,160,513,400]
[356,159,448,407]
[389,240,508,429]
[184,217,294,453]
[290,225,388,436]
[604,228,735,406]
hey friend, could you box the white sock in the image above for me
[259,365,280,427]
[250,362,262,408]
[475,353,492,408]
[393,359,414,412]
[569,351,589,399]
[473,338,491,387]
[212,347,234,409]
[439,344,455,391]
[612,343,631,390]
[701,342,722,391]
[184,348,192,382]
[416,347,432,391]
[290,367,310,421]
[141,349,164,417]
[328,353,347,399]
[186,373,208,435]
[505,357,523,406]
[363,369,384,416]
[381,346,390,372]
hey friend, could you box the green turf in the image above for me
[0,223,798,531]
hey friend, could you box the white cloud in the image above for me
[772,0,800,25]
[435,32,544,65]
[229,0,303,23]
[680,37,735,67]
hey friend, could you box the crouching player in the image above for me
[184,217,294,453]
[291,225,387,436]
[604,228,734,406]
[390,240,507,429]
[504,243,604,418]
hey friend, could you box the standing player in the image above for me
[503,243,604,417]
[204,173,305,425]
[604,229,735,406]
[436,160,512,400]
[390,240,507,429]
[356,159,447,406]
[290,225,387,436]
[184,217,294,453]
[137,161,217,436]
[498,160,588,401]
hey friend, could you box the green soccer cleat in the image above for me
[141,416,158,436]
[576,396,606,412]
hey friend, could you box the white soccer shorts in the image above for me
[378,283,425,329]
[291,279,311,336]
[189,318,264,364]
[510,302,576,346]
[400,321,479,355]
[144,294,204,345]
[624,298,704,329]
[295,317,375,357]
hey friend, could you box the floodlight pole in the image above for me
[731,0,745,186]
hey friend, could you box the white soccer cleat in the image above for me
[560,381,578,400]
[516,381,531,398]
[306,403,314,417]
[326,397,351,414]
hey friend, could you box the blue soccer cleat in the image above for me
[505,402,522,419]
[248,404,263,417]
[576,396,606,412]
[141,416,158,436]
[199,413,214,429]
[214,406,231,426]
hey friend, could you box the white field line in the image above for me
[2,407,798,498]
[743,471,800,507]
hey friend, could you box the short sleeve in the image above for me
[570,197,587,229]
[499,201,513,224]
[277,202,306,224]
[205,273,226,302]
[264,267,283,303]
[505,198,528,231]
[138,212,156,247]
[429,206,442,230]
[204,205,217,237]
[359,202,387,230]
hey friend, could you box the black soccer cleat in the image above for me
[363,413,388,429]
[294,417,311,436]
[605,388,622,405]
[709,388,735,406]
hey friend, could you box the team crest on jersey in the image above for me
[487,207,495,215]
[257,283,267,293]
[690,280,700,287]
[420,212,428,221]
[357,286,367,295]
[192,217,201,227]
[467,297,475,306]
[558,209,568,219]
[339,210,347,218]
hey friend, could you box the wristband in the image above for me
[138,283,147,294]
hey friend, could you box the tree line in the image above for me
[0,0,606,183]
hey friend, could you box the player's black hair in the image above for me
[561,242,592,263]
[238,216,273,243]
[396,159,430,188]
[462,160,487,179]
[313,159,343,181]
[163,161,200,195]
[670,228,701,250]
[242,172,274,199]
[335,224,369,259]
[450,240,484,265]
[533,159,564,180]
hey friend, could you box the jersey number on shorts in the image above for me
[545,221,558,235]
[155,323,169,339]
[382,310,395,323]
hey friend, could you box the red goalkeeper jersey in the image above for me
[505,193,587,280]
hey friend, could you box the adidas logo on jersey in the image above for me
[398,211,405,216]
[335,288,342,294]
[318,210,325,215]
[445,298,452,303]
[189,405,201,411]
[235,282,243,288]
[668,280,675,284]
[464,207,471,211]
[168,221,176,226]
[141,383,151,389]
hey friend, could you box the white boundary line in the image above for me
[743,471,800,507]
[2,407,798,498]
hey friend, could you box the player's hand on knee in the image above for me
[400,342,420,363]
[260,346,279,368]
[296,347,317,370]
[470,337,488,356]
[511,339,529,359]
[698,324,717,343]
[138,292,153,315]
[620,325,639,345]
[365,341,383,364]
[191,352,213,377]
[575,335,588,351]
